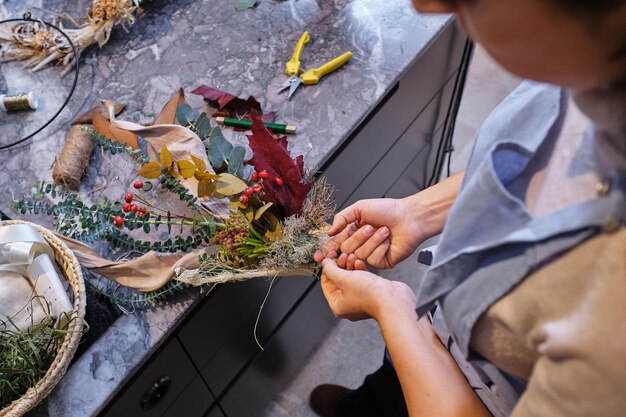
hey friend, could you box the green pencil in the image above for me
[215,117,297,134]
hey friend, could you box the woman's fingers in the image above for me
[366,239,391,269]
[314,223,358,262]
[327,202,364,236]
[341,226,389,259]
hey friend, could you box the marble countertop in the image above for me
[0,0,452,415]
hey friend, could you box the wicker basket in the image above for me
[0,220,87,417]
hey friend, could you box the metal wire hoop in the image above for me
[0,12,80,151]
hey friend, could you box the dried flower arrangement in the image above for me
[13,89,334,308]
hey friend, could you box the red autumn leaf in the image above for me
[191,85,276,122]
[247,115,310,218]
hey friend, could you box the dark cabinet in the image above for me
[100,338,213,417]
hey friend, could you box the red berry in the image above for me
[123,203,131,212]
[130,204,139,213]
[254,184,263,194]
[239,195,249,204]
[251,172,259,182]
[139,206,147,213]
[244,187,254,196]
[137,212,145,218]
[274,177,284,186]
[124,193,133,203]
[113,216,123,228]
[133,181,144,189]
[258,170,269,179]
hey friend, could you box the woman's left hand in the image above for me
[320,256,416,322]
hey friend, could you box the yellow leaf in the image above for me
[177,160,196,179]
[254,202,274,221]
[197,180,215,198]
[243,206,255,222]
[215,173,247,196]
[191,154,207,173]
[264,213,283,241]
[160,146,173,168]
[195,171,220,181]
[138,162,162,179]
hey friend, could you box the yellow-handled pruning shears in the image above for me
[277,31,353,99]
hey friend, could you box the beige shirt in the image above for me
[472,227,626,417]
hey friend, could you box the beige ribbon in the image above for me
[0,223,72,331]
[55,233,207,292]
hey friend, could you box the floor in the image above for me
[261,45,521,417]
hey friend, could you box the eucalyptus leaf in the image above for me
[208,127,233,170]
[176,103,195,126]
[236,0,257,11]
[227,146,246,177]
[195,113,211,140]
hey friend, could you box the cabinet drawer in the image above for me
[385,124,445,199]
[219,284,335,417]
[178,279,273,370]
[205,405,226,417]
[100,338,197,417]
[341,75,456,208]
[162,375,214,417]
[194,276,314,396]
[322,21,465,209]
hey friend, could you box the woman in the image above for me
[311,0,626,416]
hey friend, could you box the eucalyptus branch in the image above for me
[91,130,151,164]
[89,280,196,310]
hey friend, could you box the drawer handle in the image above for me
[140,375,171,410]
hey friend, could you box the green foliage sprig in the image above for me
[90,280,194,310]
[92,130,151,164]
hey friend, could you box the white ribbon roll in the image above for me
[0,222,72,331]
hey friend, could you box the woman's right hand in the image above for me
[314,197,430,269]
[314,172,464,269]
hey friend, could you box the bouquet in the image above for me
[13,88,334,306]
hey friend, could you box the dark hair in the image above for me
[551,0,624,16]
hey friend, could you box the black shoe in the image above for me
[309,384,352,417]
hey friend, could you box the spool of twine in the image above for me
[52,125,95,190]
[0,92,39,111]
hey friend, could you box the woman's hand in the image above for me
[320,258,417,322]
[315,197,429,269]
[314,172,464,269]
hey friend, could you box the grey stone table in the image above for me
[0,0,454,415]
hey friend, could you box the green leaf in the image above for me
[236,0,257,11]
[227,146,246,177]
[143,222,150,233]
[195,113,211,140]
[175,103,195,126]
[208,127,233,170]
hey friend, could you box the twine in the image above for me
[52,125,95,190]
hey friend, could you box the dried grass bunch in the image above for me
[0,0,141,74]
